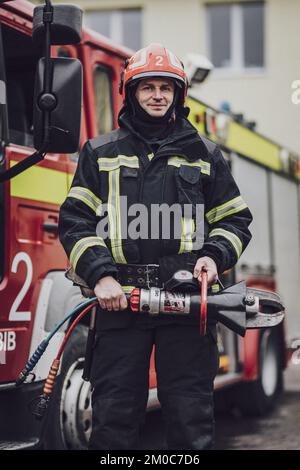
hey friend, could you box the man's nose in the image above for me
[153,88,163,100]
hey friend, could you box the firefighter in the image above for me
[59,43,252,450]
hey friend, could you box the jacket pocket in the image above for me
[121,167,139,178]
[175,165,204,220]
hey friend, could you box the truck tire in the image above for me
[43,324,92,449]
[236,327,283,416]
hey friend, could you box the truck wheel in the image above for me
[43,324,92,449]
[237,327,283,416]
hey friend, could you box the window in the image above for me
[206,2,264,70]
[2,24,39,147]
[94,66,113,135]
[85,9,142,51]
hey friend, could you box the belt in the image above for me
[116,264,161,288]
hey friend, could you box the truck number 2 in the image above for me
[8,252,32,322]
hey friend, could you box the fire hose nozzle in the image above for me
[129,281,285,337]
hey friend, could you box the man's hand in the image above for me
[193,256,218,286]
[94,276,128,311]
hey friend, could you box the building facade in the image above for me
[34,0,300,154]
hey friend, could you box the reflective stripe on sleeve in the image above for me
[208,228,243,258]
[70,236,107,271]
[206,196,247,224]
[68,186,102,214]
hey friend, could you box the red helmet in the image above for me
[120,43,188,104]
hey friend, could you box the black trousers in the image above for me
[89,323,219,450]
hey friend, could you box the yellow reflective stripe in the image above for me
[98,155,139,171]
[209,228,243,258]
[122,285,135,293]
[211,283,220,293]
[206,196,241,217]
[211,203,248,223]
[116,169,126,263]
[179,218,195,254]
[148,153,154,160]
[70,236,107,271]
[206,196,247,224]
[68,186,102,214]
[168,156,210,175]
[108,169,126,264]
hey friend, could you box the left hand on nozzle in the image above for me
[193,256,218,286]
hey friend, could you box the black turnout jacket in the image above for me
[59,112,252,328]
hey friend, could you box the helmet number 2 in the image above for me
[155,55,163,66]
[8,252,32,322]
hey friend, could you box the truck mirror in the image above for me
[32,4,82,46]
[0,1,84,182]
[33,57,82,154]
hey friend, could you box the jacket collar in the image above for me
[118,110,209,162]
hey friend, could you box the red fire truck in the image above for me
[0,0,295,450]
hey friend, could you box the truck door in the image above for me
[83,44,122,138]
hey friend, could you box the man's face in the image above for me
[135,78,175,117]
